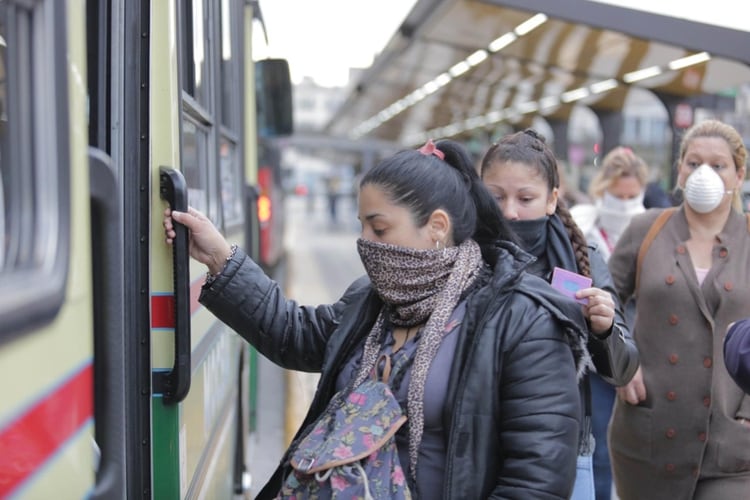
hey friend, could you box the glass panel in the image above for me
[182,119,210,218]
[219,0,238,129]
[0,0,69,340]
[191,0,208,105]
[0,5,35,274]
[219,137,241,226]
[0,7,7,271]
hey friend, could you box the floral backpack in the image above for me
[276,354,412,500]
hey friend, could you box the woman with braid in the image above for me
[164,138,590,498]
[480,129,639,500]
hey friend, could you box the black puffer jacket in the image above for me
[200,242,589,499]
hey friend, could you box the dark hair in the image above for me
[480,128,592,277]
[360,138,513,265]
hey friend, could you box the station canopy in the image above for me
[326,0,750,147]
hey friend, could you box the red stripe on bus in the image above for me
[151,279,204,328]
[151,294,175,328]
[0,363,93,497]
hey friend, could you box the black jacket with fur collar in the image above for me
[200,241,588,499]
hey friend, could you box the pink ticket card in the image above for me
[550,267,592,305]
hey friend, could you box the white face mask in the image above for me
[683,164,731,214]
[598,191,645,243]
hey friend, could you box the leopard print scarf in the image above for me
[354,237,483,484]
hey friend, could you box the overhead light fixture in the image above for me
[560,87,590,103]
[353,12,548,136]
[668,52,710,70]
[514,13,548,36]
[590,78,618,94]
[488,32,517,52]
[434,72,452,88]
[485,110,504,123]
[449,60,471,77]
[538,96,560,109]
[421,80,441,95]
[466,49,488,67]
[515,101,539,114]
[623,65,662,83]
[465,116,488,128]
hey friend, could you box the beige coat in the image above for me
[608,206,750,499]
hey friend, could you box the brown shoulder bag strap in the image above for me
[635,208,677,295]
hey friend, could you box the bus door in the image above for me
[0,1,98,498]
[148,1,255,497]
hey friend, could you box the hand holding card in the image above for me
[550,267,592,305]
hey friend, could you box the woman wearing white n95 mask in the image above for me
[607,119,750,500]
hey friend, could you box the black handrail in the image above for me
[89,147,127,499]
[156,166,191,404]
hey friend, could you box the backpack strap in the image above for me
[635,208,677,296]
[376,354,392,383]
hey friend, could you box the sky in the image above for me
[253,0,417,87]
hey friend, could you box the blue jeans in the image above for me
[590,373,615,500]
[571,454,595,500]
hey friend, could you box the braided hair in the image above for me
[480,128,591,277]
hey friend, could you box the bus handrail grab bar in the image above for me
[89,147,127,499]
[157,166,191,404]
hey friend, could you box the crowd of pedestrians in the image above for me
[163,118,750,499]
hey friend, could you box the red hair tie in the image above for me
[417,139,445,160]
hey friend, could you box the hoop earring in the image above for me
[435,240,440,250]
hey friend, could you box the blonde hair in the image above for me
[588,146,648,199]
[679,119,748,211]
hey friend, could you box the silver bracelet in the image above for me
[204,243,238,286]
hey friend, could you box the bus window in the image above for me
[181,0,209,107]
[218,0,242,229]
[0,17,6,271]
[0,0,69,341]
[182,119,210,218]
[180,0,221,226]
[220,137,242,226]
[219,0,240,131]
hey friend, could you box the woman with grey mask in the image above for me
[164,139,589,499]
[607,119,750,499]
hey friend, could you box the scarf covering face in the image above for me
[508,216,548,259]
[353,237,483,484]
[357,238,472,326]
[597,191,645,246]
[510,214,579,279]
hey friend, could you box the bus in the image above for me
[0,0,292,498]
